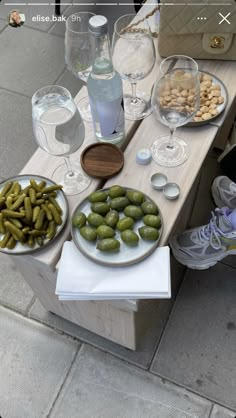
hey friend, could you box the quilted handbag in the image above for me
[158,0,236,60]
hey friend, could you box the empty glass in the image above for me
[151,55,200,167]
[32,85,91,195]
[65,12,95,122]
[112,14,156,120]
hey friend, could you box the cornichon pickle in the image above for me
[138,226,159,241]
[121,230,139,246]
[0,231,11,248]
[126,190,144,205]
[0,197,5,208]
[143,215,161,229]
[108,185,126,198]
[4,221,25,242]
[88,190,108,203]
[1,209,25,219]
[72,211,87,228]
[48,196,63,215]
[41,203,53,221]
[91,202,110,215]
[35,208,45,230]
[117,217,134,231]
[41,185,63,194]
[124,205,143,220]
[6,236,16,250]
[46,221,57,240]
[105,210,119,228]
[24,197,33,222]
[87,213,105,227]
[0,181,12,197]
[0,213,6,234]
[141,201,159,215]
[80,226,97,242]
[29,188,36,204]
[48,203,62,225]
[32,206,40,223]
[110,197,129,211]
[96,225,115,239]
[96,238,120,252]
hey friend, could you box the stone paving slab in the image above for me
[50,345,212,418]
[0,254,34,313]
[0,90,37,178]
[0,19,7,32]
[55,68,84,99]
[0,1,71,31]
[210,404,236,418]
[0,305,79,418]
[29,296,174,369]
[151,263,236,410]
[0,27,65,96]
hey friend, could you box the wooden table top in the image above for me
[21,4,236,270]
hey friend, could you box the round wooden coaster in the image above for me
[80,143,124,179]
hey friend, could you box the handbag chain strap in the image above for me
[120,3,160,37]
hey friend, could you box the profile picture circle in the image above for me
[9,10,25,27]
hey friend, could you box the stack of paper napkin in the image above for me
[56,241,171,301]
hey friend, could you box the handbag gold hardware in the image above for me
[209,36,225,49]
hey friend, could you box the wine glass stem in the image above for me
[167,127,176,150]
[64,156,74,178]
[131,82,138,104]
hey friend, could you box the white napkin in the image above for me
[56,241,171,300]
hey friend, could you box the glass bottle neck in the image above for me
[91,33,114,76]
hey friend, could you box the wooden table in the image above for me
[7,5,236,350]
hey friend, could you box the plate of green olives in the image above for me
[71,185,163,267]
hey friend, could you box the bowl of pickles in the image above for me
[0,174,68,254]
[71,185,163,267]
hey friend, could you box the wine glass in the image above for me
[65,12,95,122]
[112,14,156,120]
[32,85,91,195]
[151,55,200,167]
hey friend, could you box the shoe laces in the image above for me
[199,208,228,250]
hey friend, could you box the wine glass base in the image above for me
[52,162,91,195]
[124,92,152,120]
[151,136,189,168]
[77,96,92,123]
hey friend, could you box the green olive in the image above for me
[121,230,139,246]
[91,202,110,215]
[141,201,159,215]
[126,190,144,205]
[72,211,86,228]
[108,185,126,198]
[88,190,108,203]
[105,210,119,228]
[80,226,97,242]
[117,217,134,231]
[96,225,115,239]
[143,214,162,229]
[110,197,129,211]
[96,238,120,252]
[124,205,143,220]
[87,213,105,227]
[138,226,159,241]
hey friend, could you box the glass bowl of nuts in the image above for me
[188,71,228,126]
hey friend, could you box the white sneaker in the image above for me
[211,176,236,209]
[170,207,236,270]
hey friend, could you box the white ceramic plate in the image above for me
[188,70,228,126]
[0,174,68,255]
[71,187,163,267]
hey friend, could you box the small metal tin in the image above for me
[163,182,180,200]
[151,173,168,190]
[136,148,152,165]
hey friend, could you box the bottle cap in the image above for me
[150,173,168,190]
[163,182,180,200]
[136,148,152,165]
[89,15,108,36]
